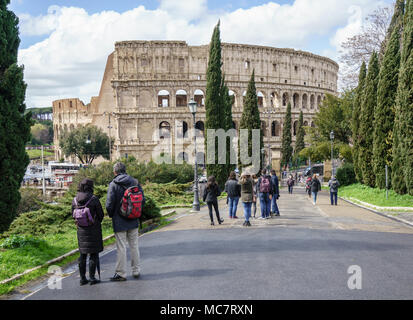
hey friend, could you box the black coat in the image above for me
[105,174,145,233]
[225,179,241,198]
[203,183,221,203]
[311,178,322,193]
[72,192,104,254]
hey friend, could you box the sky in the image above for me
[9,0,393,108]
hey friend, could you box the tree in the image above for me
[394,0,413,195]
[374,3,404,189]
[0,0,32,233]
[30,123,50,145]
[352,62,367,182]
[281,102,293,169]
[339,5,393,89]
[239,70,262,171]
[60,125,111,165]
[205,21,228,187]
[294,111,305,160]
[358,51,379,187]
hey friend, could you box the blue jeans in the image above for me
[243,202,252,222]
[259,193,271,218]
[312,192,318,203]
[330,192,338,205]
[228,197,240,218]
[271,195,279,214]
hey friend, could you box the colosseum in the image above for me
[53,40,339,172]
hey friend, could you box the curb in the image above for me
[339,197,413,228]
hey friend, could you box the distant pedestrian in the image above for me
[239,169,254,227]
[72,178,104,286]
[257,169,273,219]
[306,176,312,198]
[252,174,258,218]
[203,176,224,226]
[287,174,295,194]
[270,170,280,216]
[106,162,145,282]
[225,171,241,219]
[328,176,340,206]
[310,174,322,205]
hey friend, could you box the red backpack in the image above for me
[118,185,144,219]
[260,176,271,193]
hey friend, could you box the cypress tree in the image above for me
[0,0,32,232]
[281,102,293,169]
[395,0,413,195]
[352,62,367,182]
[374,7,403,189]
[205,21,227,187]
[239,70,262,171]
[358,51,379,187]
[295,111,305,158]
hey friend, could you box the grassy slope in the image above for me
[26,149,54,160]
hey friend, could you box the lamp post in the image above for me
[330,131,335,177]
[103,112,115,161]
[189,99,200,212]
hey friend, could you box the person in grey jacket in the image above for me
[328,176,340,206]
[225,171,241,219]
[106,162,145,281]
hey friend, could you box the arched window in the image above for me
[310,95,315,109]
[317,95,321,108]
[176,89,187,107]
[270,92,279,108]
[293,121,299,136]
[158,90,170,108]
[195,121,204,138]
[293,93,299,109]
[178,121,188,139]
[159,121,171,139]
[257,91,264,108]
[302,94,308,109]
[272,121,280,137]
[194,89,205,107]
[282,93,289,107]
[228,90,236,107]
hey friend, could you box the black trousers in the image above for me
[207,200,221,222]
[79,253,100,280]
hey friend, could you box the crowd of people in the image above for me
[71,162,340,286]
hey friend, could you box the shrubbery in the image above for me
[336,163,357,186]
[17,188,43,216]
[0,235,46,249]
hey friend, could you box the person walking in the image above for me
[72,178,104,286]
[328,176,340,206]
[270,170,280,216]
[310,174,322,205]
[225,171,241,219]
[252,174,258,219]
[239,169,254,227]
[203,176,224,226]
[257,169,273,219]
[106,162,145,282]
[306,176,312,199]
[287,174,295,194]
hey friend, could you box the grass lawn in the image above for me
[336,184,413,208]
[26,149,54,160]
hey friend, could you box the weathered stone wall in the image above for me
[53,40,339,170]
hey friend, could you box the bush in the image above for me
[336,163,357,186]
[0,235,46,249]
[17,188,43,216]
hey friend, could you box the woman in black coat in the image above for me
[71,178,104,286]
[203,176,224,226]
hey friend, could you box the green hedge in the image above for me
[336,163,357,186]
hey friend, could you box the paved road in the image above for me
[16,189,413,300]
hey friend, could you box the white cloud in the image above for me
[18,0,390,107]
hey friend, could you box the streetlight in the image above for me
[103,112,115,161]
[189,98,200,212]
[330,131,335,177]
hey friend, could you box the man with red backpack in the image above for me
[257,169,273,220]
[106,162,145,282]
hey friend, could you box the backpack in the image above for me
[118,185,144,220]
[260,176,271,193]
[73,197,95,227]
[331,180,338,189]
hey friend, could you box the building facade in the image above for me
[53,41,338,171]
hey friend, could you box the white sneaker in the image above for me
[313,202,316,205]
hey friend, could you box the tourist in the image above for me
[328,175,340,206]
[306,176,312,198]
[257,169,273,219]
[106,162,145,281]
[252,174,259,219]
[310,174,322,205]
[225,171,241,219]
[203,176,224,226]
[72,178,104,286]
[287,174,295,194]
[270,170,280,216]
[239,169,254,227]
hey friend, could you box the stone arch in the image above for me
[270,92,280,108]
[310,94,315,109]
[257,91,264,108]
[159,121,171,139]
[293,93,299,109]
[176,89,187,107]
[158,90,170,108]
[302,94,308,109]
[293,120,299,136]
[271,121,280,137]
[196,121,204,138]
[317,95,322,108]
[282,92,289,107]
[194,89,205,107]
